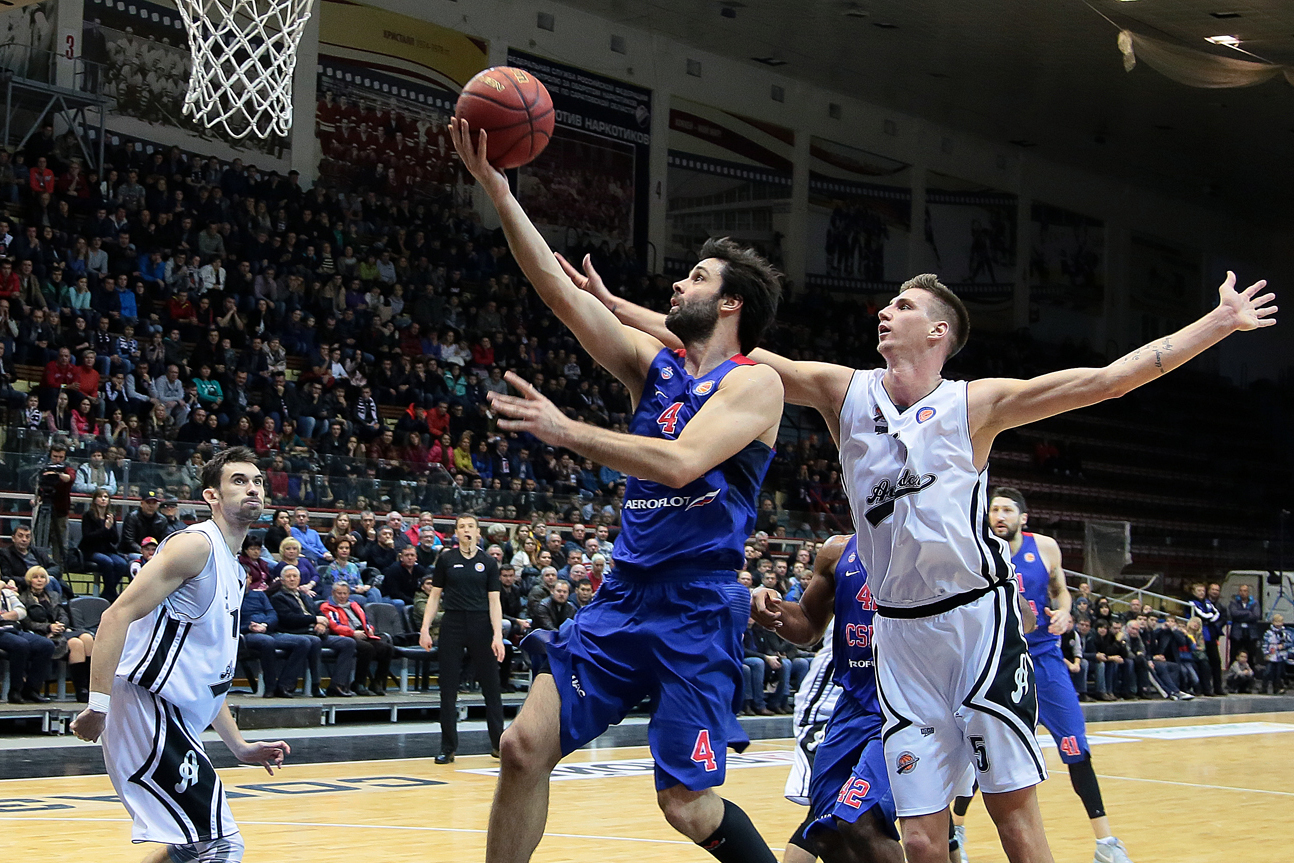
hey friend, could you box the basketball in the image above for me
[454,66,555,170]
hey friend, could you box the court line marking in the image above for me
[1055,770,1294,798]
[0,815,786,850]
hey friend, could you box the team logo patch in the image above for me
[915,406,936,424]
[694,380,714,395]
[660,366,674,380]
[896,751,919,775]
[475,562,485,571]
[920,726,936,737]
[1024,552,1036,563]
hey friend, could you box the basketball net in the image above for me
[174,0,315,140]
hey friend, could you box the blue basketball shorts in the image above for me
[1032,647,1090,764]
[806,690,899,841]
[522,574,751,791]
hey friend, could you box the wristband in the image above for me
[87,691,112,715]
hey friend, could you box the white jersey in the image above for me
[838,369,1013,610]
[116,519,245,728]
[785,619,842,805]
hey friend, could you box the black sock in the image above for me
[697,798,777,863]
[1067,754,1106,820]
[949,812,959,850]
[787,811,817,855]
[952,789,976,818]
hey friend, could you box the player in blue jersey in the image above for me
[968,487,1132,863]
[451,121,786,863]
[753,534,905,863]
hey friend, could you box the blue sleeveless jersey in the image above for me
[614,349,773,579]
[1015,533,1059,655]
[831,536,880,711]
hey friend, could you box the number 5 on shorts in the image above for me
[970,735,990,772]
[691,729,718,772]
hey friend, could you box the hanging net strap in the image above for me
[174,0,315,140]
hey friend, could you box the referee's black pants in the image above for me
[438,610,504,754]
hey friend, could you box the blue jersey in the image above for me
[831,536,879,710]
[1014,533,1059,655]
[614,349,773,578]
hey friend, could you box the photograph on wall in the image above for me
[316,0,488,199]
[1129,233,1203,341]
[806,137,910,292]
[665,96,794,275]
[925,172,1017,330]
[0,0,56,85]
[1028,202,1105,314]
[82,0,286,160]
[506,49,652,264]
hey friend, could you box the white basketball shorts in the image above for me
[873,581,1046,817]
[101,677,238,849]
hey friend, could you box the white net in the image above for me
[174,0,315,140]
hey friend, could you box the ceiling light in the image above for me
[1206,34,1241,45]
[873,21,898,29]
[1210,11,1242,18]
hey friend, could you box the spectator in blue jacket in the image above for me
[1189,582,1224,696]
[1261,613,1292,695]
[240,585,313,698]
[290,506,333,564]
[1228,584,1261,667]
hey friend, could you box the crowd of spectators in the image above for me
[1058,580,1292,701]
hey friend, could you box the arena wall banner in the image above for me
[505,48,653,263]
[924,171,1017,330]
[82,0,288,162]
[665,96,794,276]
[0,0,56,85]
[316,0,488,198]
[1028,202,1105,315]
[806,137,911,293]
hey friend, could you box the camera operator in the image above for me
[34,441,74,567]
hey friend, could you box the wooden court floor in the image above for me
[1,711,1290,862]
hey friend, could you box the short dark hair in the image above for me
[575,578,592,589]
[455,513,479,529]
[990,486,1028,514]
[201,445,259,491]
[698,237,782,354]
[900,274,969,359]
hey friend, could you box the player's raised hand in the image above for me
[448,118,510,201]
[71,708,106,743]
[235,739,291,775]
[487,371,573,446]
[555,252,613,305]
[1216,271,1277,332]
[751,587,783,629]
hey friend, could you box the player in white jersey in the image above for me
[567,261,1275,863]
[71,447,289,863]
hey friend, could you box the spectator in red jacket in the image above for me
[40,345,76,409]
[69,349,100,404]
[27,156,55,195]
[320,582,392,696]
[0,259,20,302]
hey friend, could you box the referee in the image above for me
[419,514,506,763]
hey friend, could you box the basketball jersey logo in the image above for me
[864,469,938,526]
[1011,654,1030,704]
[175,750,201,794]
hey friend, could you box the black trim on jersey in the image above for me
[129,694,197,844]
[978,477,1011,586]
[131,616,181,689]
[960,587,1046,782]
[876,583,994,619]
[969,482,992,582]
[127,612,168,683]
[152,620,193,693]
[797,656,836,730]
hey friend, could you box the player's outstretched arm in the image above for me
[562,255,854,437]
[211,703,290,775]
[488,368,782,488]
[754,534,847,646]
[70,532,210,742]
[450,120,661,392]
[970,271,1276,443]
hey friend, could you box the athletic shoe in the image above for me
[954,825,969,863]
[1178,691,1195,700]
[1093,837,1133,863]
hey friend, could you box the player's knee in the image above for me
[497,722,554,775]
[656,786,713,837]
[900,825,944,861]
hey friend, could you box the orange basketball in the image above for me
[455,66,555,170]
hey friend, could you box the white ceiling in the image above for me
[558,0,1294,217]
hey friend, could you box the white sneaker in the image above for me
[1094,837,1133,863]
[1179,691,1195,700]
[954,824,969,863]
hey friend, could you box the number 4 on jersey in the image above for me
[691,729,718,772]
[657,402,684,436]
